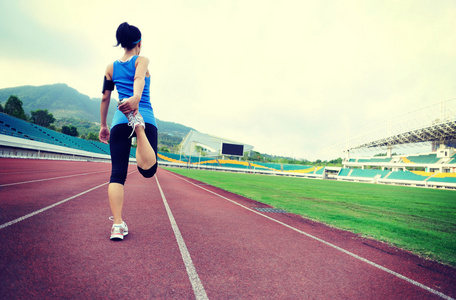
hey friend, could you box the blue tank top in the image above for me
[111,55,156,128]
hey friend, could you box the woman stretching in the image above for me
[99,22,158,240]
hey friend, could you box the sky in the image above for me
[1,0,455,160]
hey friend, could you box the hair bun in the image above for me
[115,22,142,50]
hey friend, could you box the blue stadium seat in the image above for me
[387,170,428,181]
[0,112,111,156]
[405,154,440,164]
[338,168,351,176]
[357,158,393,163]
[350,169,390,178]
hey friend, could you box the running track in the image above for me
[0,158,455,299]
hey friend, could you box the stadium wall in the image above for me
[0,134,113,162]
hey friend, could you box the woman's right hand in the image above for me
[99,126,110,144]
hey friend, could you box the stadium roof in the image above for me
[350,118,456,150]
[180,130,254,156]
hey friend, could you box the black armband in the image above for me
[102,76,115,93]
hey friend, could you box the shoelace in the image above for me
[126,112,136,127]
[126,113,139,138]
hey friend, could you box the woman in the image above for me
[99,22,158,240]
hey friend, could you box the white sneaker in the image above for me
[110,221,128,240]
[126,111,145,138]
[122,221,129,236]
[117,99,145,138]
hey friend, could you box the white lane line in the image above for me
[0,170,108,187]
[155,176,209,300]
[0,170,136,230]
[0,182,109,230]
[168,171,454,300]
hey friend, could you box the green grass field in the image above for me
[164,167,456,267]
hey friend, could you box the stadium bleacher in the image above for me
[0,112,114,157]
[400,157,412,164]
[449,153,456,164]
[282,164,314,172]
[157,153,188,164]
[251,162,281,171]
[427,173,456,183]
[357,157,393,163]
[341,147,456,188]
[315,167,325,175]
[218,160,250,169]
[412,171,435,177]
[1,113,67,147]
[349,169,390,178]
[249,162,276,171]
[386,170,428,181]
[196,158,219,167]
[338,168,352,177]
[337,168,390,179]
[402,154,441,164]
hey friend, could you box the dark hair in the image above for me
[115,22,142,50]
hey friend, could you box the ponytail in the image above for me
[115,22,142,50]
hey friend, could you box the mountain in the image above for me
[0,84,103,122]
[0,84,194,139]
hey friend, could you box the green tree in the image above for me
[62,125,78,137]
[70,126,78,137]
[194,145,207,156]
[4,95,28,120]
[159,146,170,153]
[86,132,98,141]
[328,157,342,165]
[0,103,3,112]
[31,109,56,128]
[246,151,262,161]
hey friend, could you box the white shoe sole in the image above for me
[110,233,124,240]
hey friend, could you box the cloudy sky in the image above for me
[1,0,455,160]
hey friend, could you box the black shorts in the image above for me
[109,123,158,184]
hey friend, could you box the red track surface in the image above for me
[1,158,455,299]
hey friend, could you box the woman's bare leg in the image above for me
[135,126,156,170]
[109,183,124,224]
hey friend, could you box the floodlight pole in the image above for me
[345,127,350,161]
[387,145,392,158]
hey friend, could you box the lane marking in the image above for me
[0,182,109,230]
[0,170,135,230]
[155,176,209,300]
[167,171,454,300]
[0,170,109,187]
